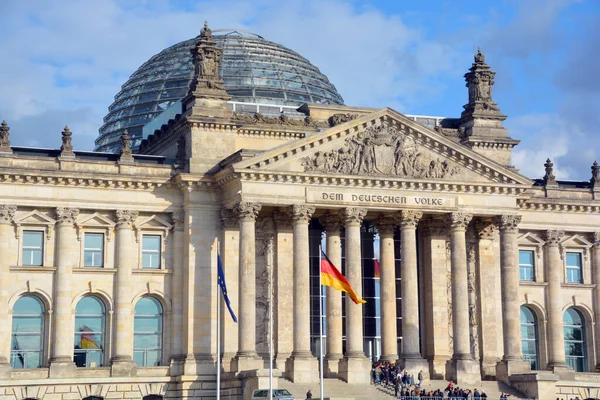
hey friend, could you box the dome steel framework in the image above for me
[95,30,345,152]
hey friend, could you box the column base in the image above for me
[446,358,480,386]
[399,356,430,383]
[111,357,137,377]
[495,358,531,385]
[274,352,291,375]
[169,355,186,376]
[547,362,576,380]
[286,354,319,383]
[221,351,237,373]
[182,353,218,375]
[0,362,11,379]
[324,353,343,378]
[49,358,77,378]
[233,353,263,373]
[339,356,371,384]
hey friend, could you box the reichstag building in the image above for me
[0,24,599,400]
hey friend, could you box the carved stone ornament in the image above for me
[446,213,473,231]
[343,207,367,225]
[420,218,448,237]
[399,210,423,229]
[591,161,600,188]
[233,202,262,222]
[463,48,501,114]
[544,230,565,246]
[475,220,498,240]
[373,215,396,235]
[0,120,11,153]
[120,130,134,162]
[593,231,600,247]
[302,123,460,179]
[60,126,75,157]
[234,112,327,128]
[220,208,237,229]
[328,113,359,127]
[256,217,275,257]
[55,207,80,225]
[273,209,293,230]
[189,21,226,93]
[320,213,343,232]
[290,205,315,224]
[0,205,16,224]
[498,215,522,232]
[172,211,185,230]
[543,158,557,187]
[115,210,138,228]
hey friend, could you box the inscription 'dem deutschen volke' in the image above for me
[306,188,456,208]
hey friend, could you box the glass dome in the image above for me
[95,30,345,152]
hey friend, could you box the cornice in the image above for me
[518,198,600,214]
[172,173,217,192]
[235,128,307,141]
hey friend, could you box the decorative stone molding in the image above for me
[320,213,343,232]
[398,210,423,229]
[290,205,315,224]
[13,210,56,240]
[233,202,261,222]
[544,230,565,246]
[133,214,172,243]
[273,209,293,230]
[234,112,327,128]
[60,126,75,157]
[74,212,115,242]
[517,199,600,214]
[328,113,360,127]
[343,207,367,226]
[115,210,138,229]
[446,212,473,231]
[0,120,12,153]
[256,217,275,256]
[220,208,237,229]
[467,241,477,263]
[475,219,497,240]
[172,211,185,230]
[593,232,600,248]
[373,215,396,234]
[302,123,460,179]
[187,21,228,98]
[498,214,522,232]
[0,205,16,224]
[55,207,80,226]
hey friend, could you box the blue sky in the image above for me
[0,0,599,179]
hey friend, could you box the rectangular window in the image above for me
[566,252,583,283]
[84,233,104,267]
[142,235,161,269]
[519,250,535,281]
[22,231,44,266]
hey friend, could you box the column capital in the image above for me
[55,207,80,226]
[290,205,315,224]
[220,208,237,229]
[593,232,600,248]
[373,215,396,235]
[497,214,522,232]
[420,218,448,237]
[172,211,185,231]
[398,210,423,229]
[446,212,473,231]
[320,213,343,232]
[475,219,498,240]
[115,210,138,229]
[0,205,16,225]
[544,230,565,246]
[343,207,367,226]
[234,202,262,222]
[273,209,293,230]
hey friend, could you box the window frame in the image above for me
[83,232,105,268]
[520,306,539,370]
[134,215,172,270]
[21,230,45,267]
[14,210,57,267]
[75,213,115,269]
[141,234,162,269]
[564,308,587,372]
[11,295,46,369]
[133,297,164,367]
[519,249,536,282]
[565,251,583,284]
[73,296,106,368]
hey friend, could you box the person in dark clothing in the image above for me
[306,389,312,399]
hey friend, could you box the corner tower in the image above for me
[459,49,519,169]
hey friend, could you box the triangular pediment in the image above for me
[561,234,593,248]
[76,213,115,228]
[518,232,546,246]
[14,210,56,226]
[135,215,173,230]
[231,108,532,187]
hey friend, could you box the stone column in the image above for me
[219,209,239,372]
[233,202,263,372]
[49,207,79,378]
[169,211,185,374]
[593,232,600,371]
[320,213,344,377]
[111,210,138,376]
[496,215,530,383]
[544,230,573,378]
[373,216,397,363]
[398,210,429,378]
[0,205,16,378]
[339,207,370,384]
[287,205,318,383]
[446,212,479,385]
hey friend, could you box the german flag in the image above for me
[321,250,366,304]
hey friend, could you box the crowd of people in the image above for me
[370,361,514,399]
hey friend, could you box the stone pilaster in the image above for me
[339,207,370,384]
[496,215,530,383]
[398,210,429,379]
[169,211,185,374]
[111,210,138,376]
[445,212,479,385]
[233,202,263,372]
[373,216,398,364]
[593,232,600,371]
[320,213,343,377]
[287,205,318,383]
[49,207,79,378]
[544,230,574,379]
[0,205,16,377]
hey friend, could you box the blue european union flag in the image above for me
[217,254,238,323]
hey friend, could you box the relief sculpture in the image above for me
[302,123,460,179]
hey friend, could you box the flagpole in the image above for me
[318,246,324,400]
[216,241,221,400]
[268,237,274,400]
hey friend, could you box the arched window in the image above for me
[74,296,105,367]
[520,306,539,370]
[133,297,163,367]
[11,295,45,369]
[564,308,586,372]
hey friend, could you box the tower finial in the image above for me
[200,21,212,39]
[591,161,600,188]
[475,47,485,63]
[0,120,12,153]
[119,129,134,162]
[60,125,75,157]
[544,158,558,187]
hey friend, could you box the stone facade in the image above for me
[1,35,600,400]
